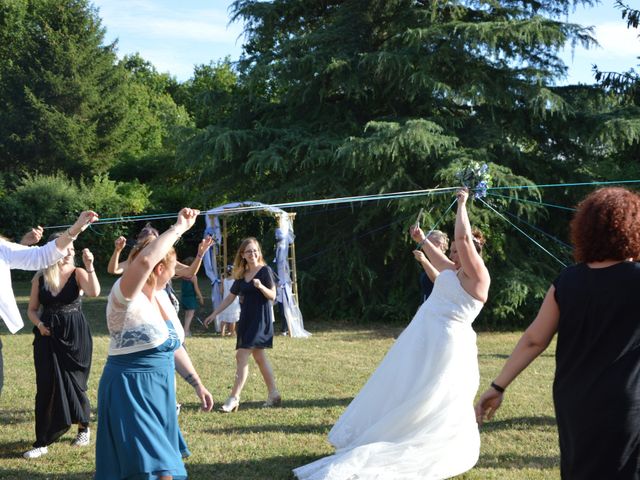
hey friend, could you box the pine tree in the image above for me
[182,0,603,324]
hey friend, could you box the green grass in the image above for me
[0,276,560,479]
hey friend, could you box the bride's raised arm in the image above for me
[454,189,489,285]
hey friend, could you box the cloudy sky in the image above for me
[92,0,638,85]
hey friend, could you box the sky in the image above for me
[92,0,638,85]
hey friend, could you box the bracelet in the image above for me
[86,268,95,273]
[37,321,44,329]
[490,381,506,393]
[65,228,79,240]
[417,237,428,247]
[197,254,204,259]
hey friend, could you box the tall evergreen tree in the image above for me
[181,0,601,324]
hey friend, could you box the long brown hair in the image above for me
[232,237,266,280]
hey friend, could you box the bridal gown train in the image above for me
[294,269,484,480]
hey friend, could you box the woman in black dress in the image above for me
[24,236,100,459]
[205,237,280,412]
[475,187,640,479]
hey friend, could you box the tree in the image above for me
[0,0,191,178]
[176,0,603,325]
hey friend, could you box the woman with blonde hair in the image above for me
[23,233,100,459]
[204,237,280,412]
[96,208,214,480]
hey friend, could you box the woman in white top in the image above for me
[95,208,214,480]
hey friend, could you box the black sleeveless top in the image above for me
[552,262,640,478]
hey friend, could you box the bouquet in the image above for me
[455,162,491,199]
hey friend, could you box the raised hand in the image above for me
[412,250,427,263]
[82,248,94,269]
[73,211,99,234]
[20,226,44,246]
[114,236,126,251]
[456,188,469,205]
[175,208,200,233]
[409,225,426,244]
[198,235,214,256]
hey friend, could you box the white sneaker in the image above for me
[71,428,90,447]
[23,446,48,459]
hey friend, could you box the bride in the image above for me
[293,188,490,480]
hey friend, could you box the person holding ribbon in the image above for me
[95,208,214,480]
[0,211,98,399]
[294,189,489,479]
[24,235,100,458]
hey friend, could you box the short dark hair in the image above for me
[570,187,640,263]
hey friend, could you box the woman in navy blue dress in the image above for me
[205,237,280,412]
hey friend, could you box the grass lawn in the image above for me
[0,275,560,479]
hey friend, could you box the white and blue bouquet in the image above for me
[455,162,491,199]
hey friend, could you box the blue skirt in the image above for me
[95,341,189,480]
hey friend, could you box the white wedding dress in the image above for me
[293,269,484,480]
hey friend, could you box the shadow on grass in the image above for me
[180,396,353,414]
[479,415,557,433]
[478,352,554,359]
[205,422,332,436]
[0,470,93,480]
[0,409,33,426]
[477,452,560,470]
[186,454,322,480]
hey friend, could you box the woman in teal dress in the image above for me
[96,209,214,480]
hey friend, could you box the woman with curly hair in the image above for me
[475,187,640,479]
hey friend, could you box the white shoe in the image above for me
[23,446,48,459]
[71,428,90,447]
[220,396,240,413]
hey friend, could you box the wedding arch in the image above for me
[201,201,310,338]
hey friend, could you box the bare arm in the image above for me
[204,293,238,326]
[54,211,99,252]
[174,346,214,411]
[76,248,100,297]
[107,236,127,275]
[119,208,199,300]
[475,286,559,425]
[454,189,488,283]
[413,250,440,282]
[410,226,456,272]
[174,236,214,278]
[27,277,50,336]
[253,280,276,301]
